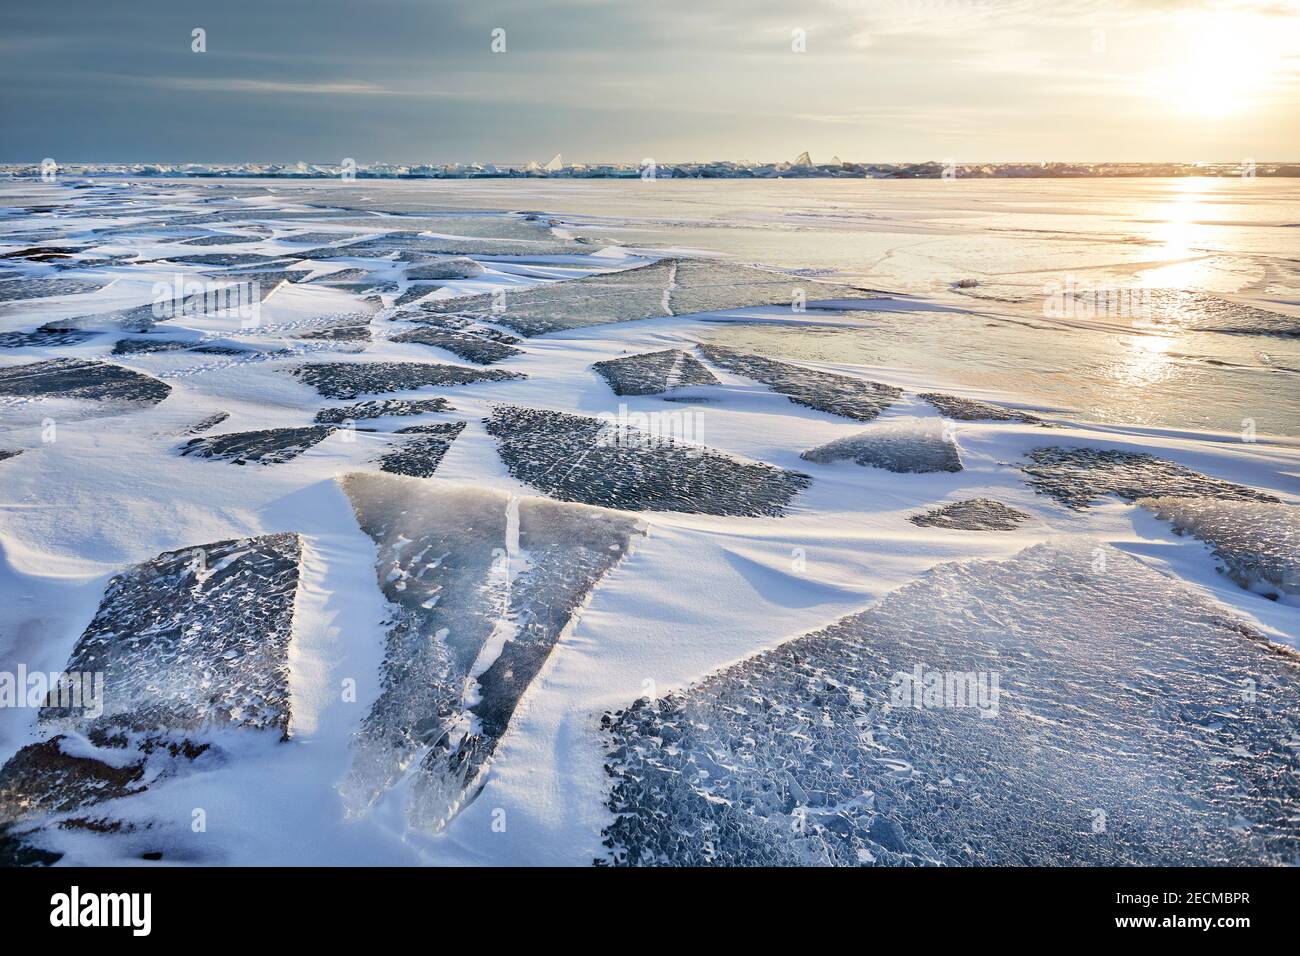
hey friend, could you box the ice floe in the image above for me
[289,360,523,399]
[340,475,644,831]
[424,259,880,336]
[375,421,466,477]
[699,344,901,420]
[592,349,720,396]
[0,357,170,405]
[599,543,1300,866]
[909,498,1031,530]
[390,327,522,365]
[1022,447,1278,509]
[486,404,811,516]
[314,396,454,425]
[802,421,962,473]
[1141,497,1299,600]
[178,425,336,465]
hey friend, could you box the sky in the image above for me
[2,0,1298,165]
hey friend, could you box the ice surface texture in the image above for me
[592,349,720,396]
[1141,497,1300,599]
[910,498,1030,530]
[315,397,453,425]
[802,422,962,473]
[300,232,574,260]
[179,425,336,465]
[600,543,1300,866]
[390,327,522,365]
[0,277,106,302]
[486,405,811,516]
[290,361,523,399]
[376,421,466,477]
[340,475,644,831]
[1107,289,1296,337]
[41,534,302,736]
[0,328,100,349]
[1022,447,1278,510]
[0,736,147,826]
[0,358,170,405]
[698,344,901,421]
[425,259,879,336]
[918,392,1041,424]
[406,257,484,280]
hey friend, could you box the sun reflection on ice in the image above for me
[1112,331,1177,390]
[1140,177,1215,289]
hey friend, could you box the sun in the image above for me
[1149,11,1287,118]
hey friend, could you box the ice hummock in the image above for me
[339,475,644,832]
[599,543,1300,866]
[1141,496,1300,600]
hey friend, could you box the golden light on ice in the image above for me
[1140,177,1214,290]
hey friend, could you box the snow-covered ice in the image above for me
[0,177,1296,867]
[1140,497,1299,601]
